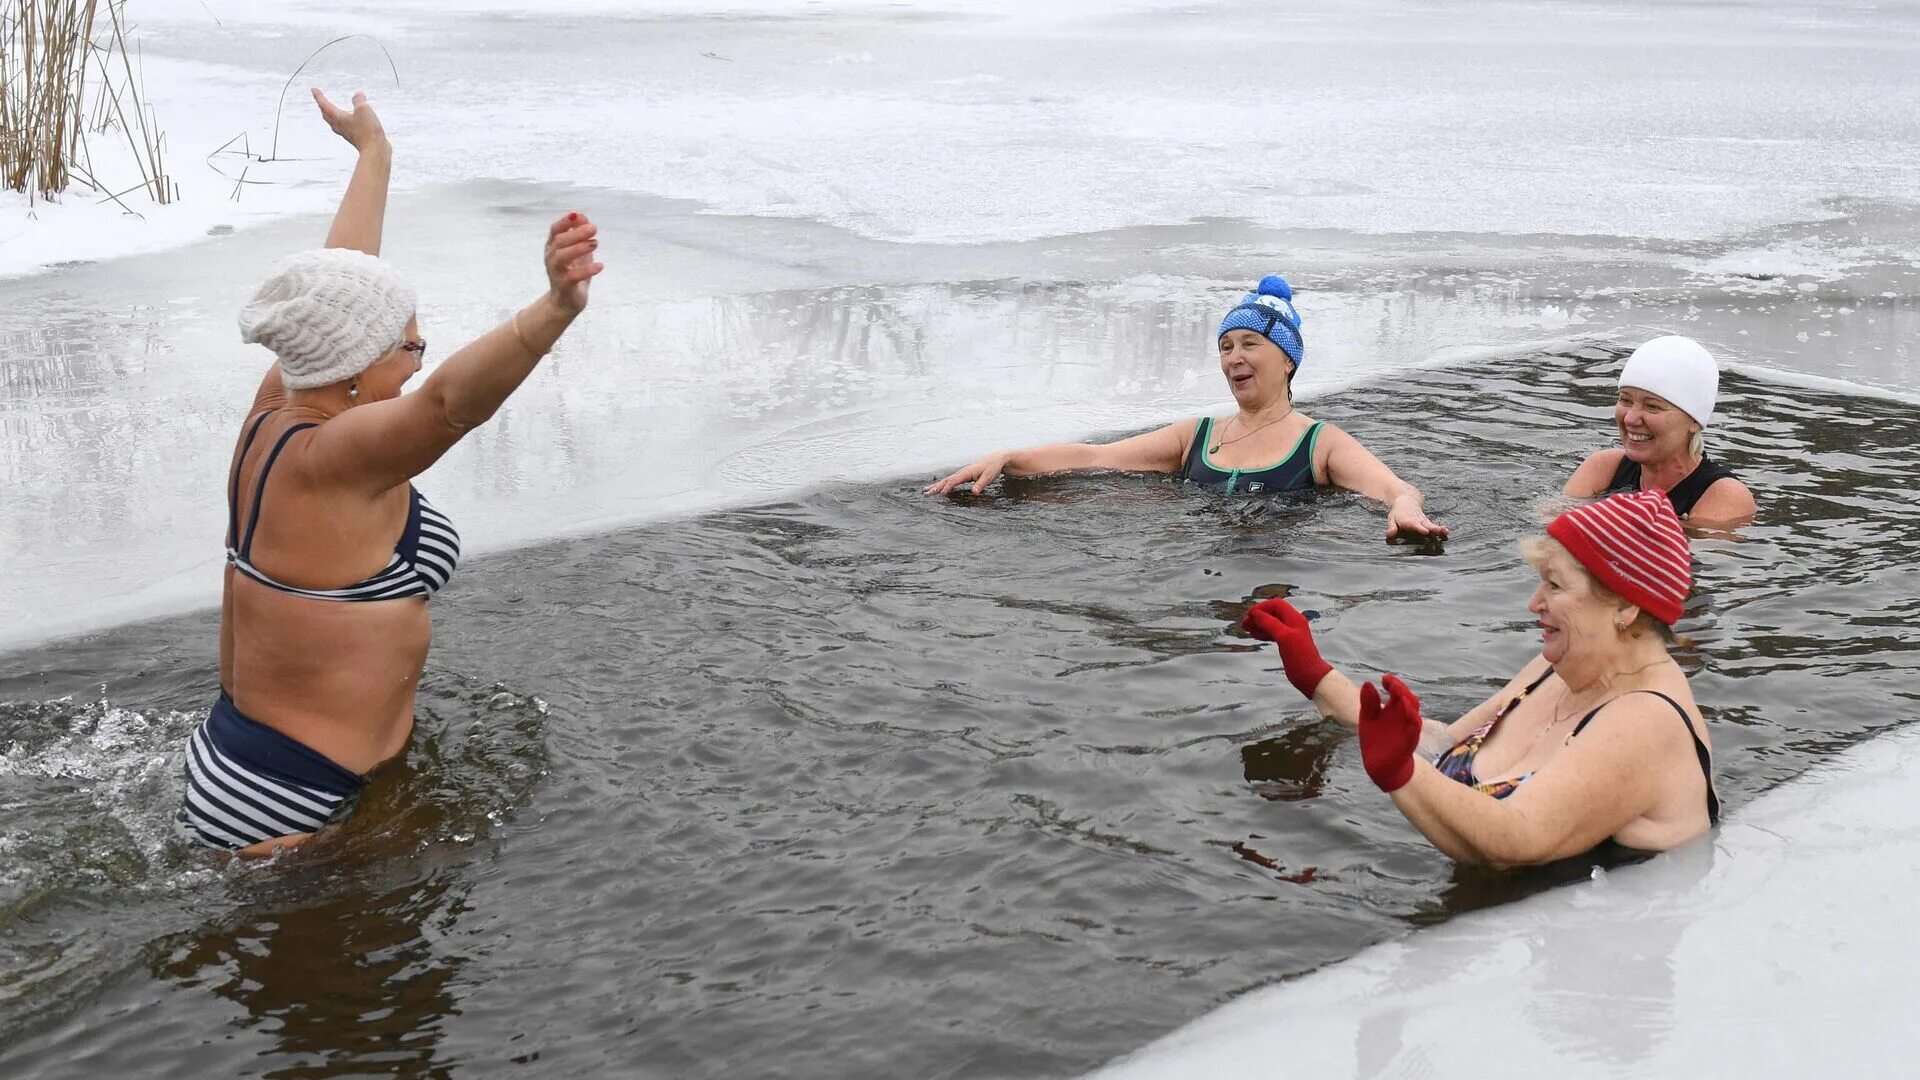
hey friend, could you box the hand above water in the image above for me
[1241,598,1334,699]
[1358,674,1423,793]
[925,451,1015,496]
[545,212,603,314]
[1386,493,1449,541]
[311,88,388,154]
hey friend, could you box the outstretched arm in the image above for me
[313,89,391,256]
[924,420,1195,495]
[310,212,604,493]
[1241,598,1454,750]
[1317,424,1447,539]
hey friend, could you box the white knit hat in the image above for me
[1618,335,1717,425]
[239,248,417,390]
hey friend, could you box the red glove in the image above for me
[1242,598,1333,699]
[1358,674,1423,793]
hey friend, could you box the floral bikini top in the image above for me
[1432,668,1559,799]
[1432,665,1721,823]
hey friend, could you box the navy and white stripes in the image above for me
[177,694,364,851]
[228,490,460,602]
[227,416,462,604]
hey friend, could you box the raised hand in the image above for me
[1358,674,1423,793]
[311,88,387,153]
[545,212,603,314]
[1241,597,1333,698]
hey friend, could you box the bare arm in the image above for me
[1564,447,1625,498]
[1316,424,1448,539]
[312,89,391,255]
[310,214,604,494]
[924,419,1195,495]
[1387,696,1672,865]
[1307,666,1503,758]
[1685,476,1756,526]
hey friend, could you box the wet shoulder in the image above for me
[1571,684,1706,748]
[1566,446,1628,496]
[1687,472,1757,524]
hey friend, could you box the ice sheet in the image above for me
[1091,725,1920,1078]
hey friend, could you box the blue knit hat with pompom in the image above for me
[1217,274,1304,366]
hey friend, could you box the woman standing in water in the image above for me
[1565,335,1755,524]
[924,276,1447,541]
[1245,489,1717,862]
[178,89,604,854]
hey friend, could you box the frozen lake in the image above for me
[3,1,1919,1076]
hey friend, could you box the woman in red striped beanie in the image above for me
[1243,488,1718,863]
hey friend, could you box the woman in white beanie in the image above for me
[1564,335,1754,523]
[178,89,604,855]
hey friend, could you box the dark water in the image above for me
[3,351,1917,1078]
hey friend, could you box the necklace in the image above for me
[1209,406,1295,453]
[279,404,338,421]
[1524,656,1674,757]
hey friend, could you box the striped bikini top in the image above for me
[226,412,461,602]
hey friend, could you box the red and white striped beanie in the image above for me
[1546,489,1692,625]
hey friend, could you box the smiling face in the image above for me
[1615,386,1699,466]
[1217,329,1295,407]
[356,316,423,402]
[1524,538,1628,666]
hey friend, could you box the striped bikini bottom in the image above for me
[175,692,364,851]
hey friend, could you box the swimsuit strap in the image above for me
[227,411,276,549]
[1665,455,1737,517]
[1466,664,1558,741]
[1569,689,1720,823]
[1606,454,1737,518]
[1180,417,1213,477]
[1606,454,1641,493]
[237,422,319,560]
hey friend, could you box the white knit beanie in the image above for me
[1618,335,1718,425]
[238,248,417,390]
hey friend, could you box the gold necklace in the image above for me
[1527,656,1673,755]
[1209,406,1295,453]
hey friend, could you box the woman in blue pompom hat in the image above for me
[925,274,1448,540]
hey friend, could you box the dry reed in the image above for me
[1,0,170,207]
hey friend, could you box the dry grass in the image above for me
[1,0,170,207]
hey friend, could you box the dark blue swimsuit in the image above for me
[1178,417,1323,495]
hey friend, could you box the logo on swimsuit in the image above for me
[1246,482,1266,494]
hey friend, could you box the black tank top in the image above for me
[1606,453,1737,518]
[1179,417,1323,495]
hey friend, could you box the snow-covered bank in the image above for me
[1092,724,1920,1078]
[9,0,1920,278]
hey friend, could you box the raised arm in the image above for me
[923,419,1196,496]
[310,212,604,493]
[1316,424,1447,539]
[312,89,391,256]
[1241,598,1455,753]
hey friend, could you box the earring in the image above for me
[347,379,359,402]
